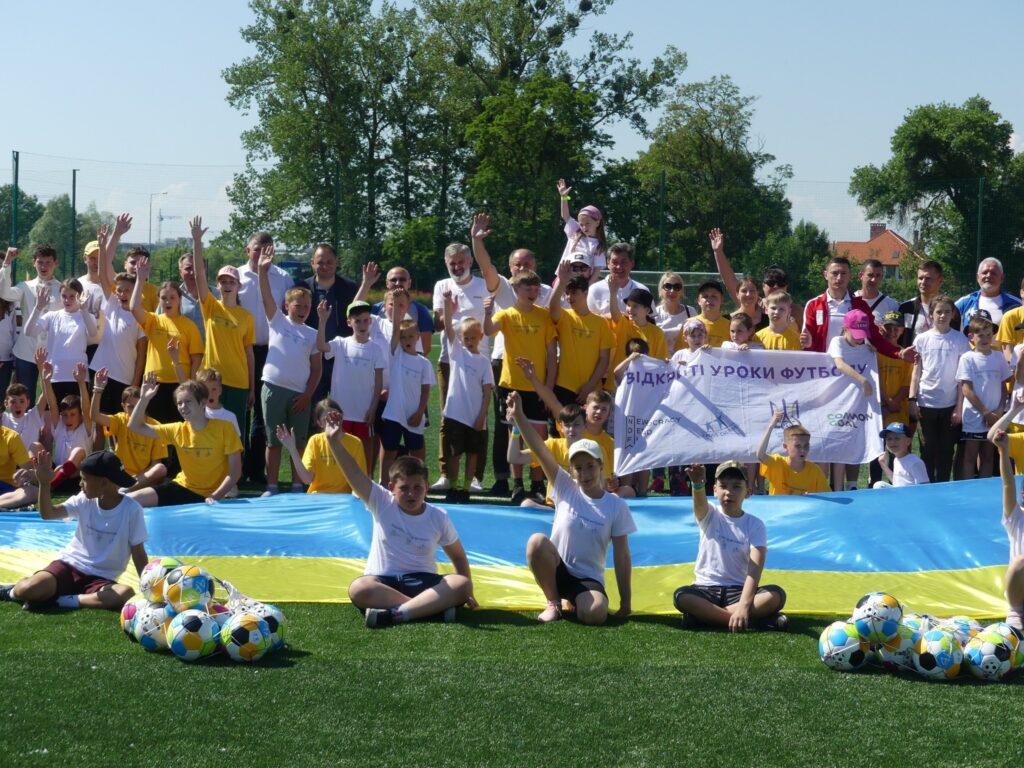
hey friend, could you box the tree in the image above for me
[0,185,45,252]
[635,75,792,274]
[746,220,832,301]
[849,96,1024,286]
[27,197,112,278]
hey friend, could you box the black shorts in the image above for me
[373,399,387,434]
[555,561,606,605]
[553,386,578,407]
[673,584,787,612]
[442,417,487,456]
[375,572,444,598]
[497,387,547,423]
[960,431,988,442]
[379,419,425,452]
[153,480,207,506]
[98,378,131,416]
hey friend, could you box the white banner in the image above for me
[613,349,883,474]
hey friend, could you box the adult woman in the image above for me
[653,272,697,354]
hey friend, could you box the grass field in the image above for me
[2,605,1023,767]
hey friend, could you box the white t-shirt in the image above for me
[206,405,241,436]
[827,334,877,373]
[90,296,143,385]
[433,276,491,364]
[587,277,649,317]
[382,350,436,435]
[53,422,91,466]
[654,304,697,354]
[912,328,972,409]
[977,294,1004,324]
[57,491,147,581]
[721,340,762,350]
[1004,505,1024,561]
[263,312,319,393]
[549,468,636,585]
[2,408,45,451]
[38,310,90,382]
[364,483,459,577]
[443,333,495,429]
[0,269,62,362]
[854,290,900,327]
[670,348,699,366]
[237,263,295,346]
[823,293,853,347]
[891,453,929,486]
[694,502,767,587]
[560,218,606,269]
[491,276,552,361]
[326,336,387,422]
[1010,344,1024,427]
[955,350,1012,433]
[0,312,16,361]
[78,273,106,342]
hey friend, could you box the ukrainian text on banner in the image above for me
[613,349,882,473]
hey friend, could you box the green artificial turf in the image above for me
[1,605,1022,768]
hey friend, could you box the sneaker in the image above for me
[442,606,456,623]
[1006,611,1024,631]
[538,602,562,623]
[489,479,511,497]
[22,597,58,612]
[469,478,484,493]
[225,486,239,499]
[680,613,701,630]
[510,486,528,505]
[0,584,16,602]
[365,608,394,629]
[260,487,279,498]
[758,612,790,632]
[528,490,548,506]
[429,476,451,492]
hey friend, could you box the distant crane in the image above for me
[157,209,182,244]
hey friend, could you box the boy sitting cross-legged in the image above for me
[322,409,477,628]
[673,461,788,631]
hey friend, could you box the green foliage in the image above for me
[0,185,45,252]
[745,220,833,301]
[380,215,443,290]
[26,197,112,278]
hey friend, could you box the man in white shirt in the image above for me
[854,258,899,327]
[587,242,648,317]
[0,244,63,397]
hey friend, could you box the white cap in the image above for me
[568,438,603,462]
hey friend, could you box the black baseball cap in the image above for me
[79,451,135,487]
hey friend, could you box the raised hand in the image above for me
[4,247,17,267]
[73,362,88,383]
[33,450,53,485]
[40,360,54,383]
[470,213,492,240]
[556,178,572,197]
[483,294,493,316]
[557,260,572,283]
[94,367,109,389]
[33,346,47,368]
[362,261,380,287]
[136,256,151,280]
[141,371,159,400]
[257,245,273,272]
[505,390,523,420]
[514,356,537,381]
[275,423,296,449]
[36,285,49,305]
[323,408,345,440]
[316,299,331,323]
[708,228,724,253]
[166,337,181,362]
[113,213,133,238]
[683,463,706,486]
[189,215,207,243]
[96,224,109,249]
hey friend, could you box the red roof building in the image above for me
[833,224,913,278]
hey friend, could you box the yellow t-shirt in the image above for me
[1008,433,1024,471]
[760,453,829,496]
[105,412,168,476]
[696,314,731,348]
[154,419,243,498]
[141,282,159,314]
[302,432,366,494]
[606,317,668,392]
[555,310,614,393]
[0,426,29,484]
[200,293,255,389]
[493,305,556,391]
[142,312,204,383]
[755,326,802,351]
[997,306,1024,349]
[877,351,913,426]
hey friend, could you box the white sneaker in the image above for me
[1006,611,1024,631]
[469,478,484,493]
[429,476,451,491]
[225,486,239,498]
[260,488,279,498]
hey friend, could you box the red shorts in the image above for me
[343,420,372,439]
[40,559,115,596]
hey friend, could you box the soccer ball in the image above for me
[963,631,1014,681]
[876,623,919,673]
[936,615,983,644]
[818,620,869,671]
[163,565,214,613]
[119,596,147,642]
[984,622,1024,669]
[138,557,184,602]
[852,592,903,644]
[901,613,935,635]
[246,602,287,651]
[133,602,177,652]
[221,612,272,663]
[166,609,220,662]
[913,629,963,680]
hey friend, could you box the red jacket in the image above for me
[803,292,901,358]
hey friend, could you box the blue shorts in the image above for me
[375,572,444,598]
[379,419,425,452]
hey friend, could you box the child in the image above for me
[873,422,929,488]
[0,298,16,395]
[756,411,829,496]
[507,391,634,625]
[0,419,34,510]
[380,319,435,482]
[195,368,242,437]
[607,286,668,388]
[507,402,588,509]
[871,311,914,485]
[754,291,802,350]
[556,178,607,273]
[0,449,147,611]
[440,289,493,504]
[991,426,1024,630]
[674,461,788,631]
[38,361,92,494]
[276,399,366,494]
[828,309,876,491]
[318,299,385,471]
[25,278,97,403]
[694,281,731,348]
[671,319,711,365]
[956,311,1011,479]
[124,247,159,313]
[547,262,613,406]
[259,251,321,497]
[90,368,168,492]
[721,312,762,351]
[910,295,972,483]
[2,373,46,454]
[127,375,242,506]
[323,410,476,628]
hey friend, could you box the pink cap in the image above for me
[843,309,870,340]
[217,265,240,282]
[578,205,602,223]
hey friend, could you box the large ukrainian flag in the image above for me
[0,478,1011,618]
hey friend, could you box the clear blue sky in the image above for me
[2,1,1020,245]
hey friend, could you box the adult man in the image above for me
[899,260,960,346]
[237,231,296,484]
[431,242,490,492]
[78,241,106,360]
[587,242,648,317]
[302,243,358,407]
[955,258,1021,327]
[370,266,433,355]
[159,253,217,344]
[469,213,553,497]
[853,258,899,327]
[0,245,63,395]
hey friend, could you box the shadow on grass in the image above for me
[627,612,824,638]
[198,645,310,668]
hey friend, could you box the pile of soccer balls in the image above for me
[118,556,287,664]
[819,592,1023,681]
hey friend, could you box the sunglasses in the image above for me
[570,264,590,272]
[763,280,784,288]
[387,277,408,284]
[661,283,683,291]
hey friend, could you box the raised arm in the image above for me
[756,410,784,463]
[684,463,708,522]
[353,261,380,304]
[127,373,160,440]
[470,214,501,294]
[79,292,98,343]
[613,351,641,385]
[24,285,49,337]
[483,295,496,337]
[548,261,571,325]
[190,216,211,302]
[90,367,113,428]
[99,214,132,297]
[994,429,1018,519]
[257,246,278,321]
[129,256,151,326]
[276,425,313,486]
[315,300,331,353]
[441,288,457,344]
[507,391,559,486]
[988,391,1024,443]
[514,357,563,419]
[106,213,132,262]
[709,228,741,304]
[323,411,373,503]
[39,358,58,429]
[74,363,92,436]
[557,178,572,223]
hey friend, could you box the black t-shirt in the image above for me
[304,274,359,339]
